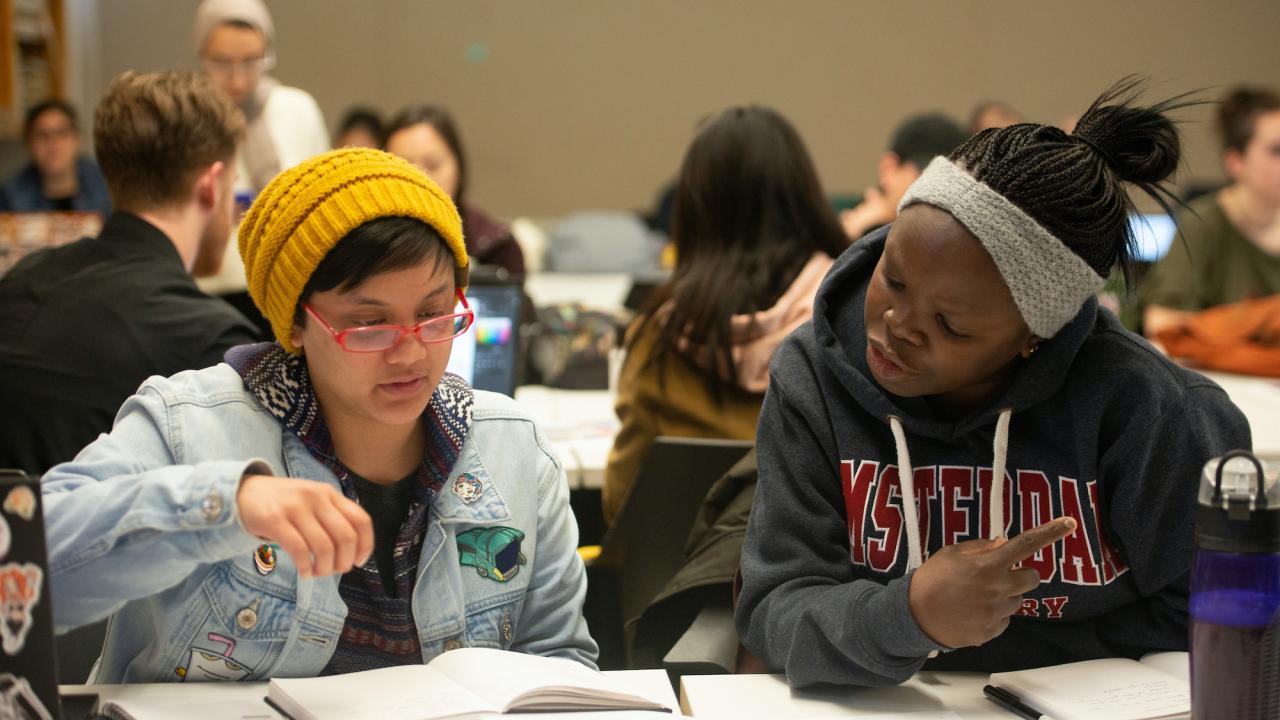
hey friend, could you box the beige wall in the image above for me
[81,0,1280,219]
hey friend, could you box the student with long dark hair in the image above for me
[602,105,847,525]
[735,81,1251,687]
[383,106,525,276]
[1141,85,1280,337]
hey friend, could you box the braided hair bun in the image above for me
[949,77,1194,284]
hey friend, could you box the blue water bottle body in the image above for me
[1190,452,1280,719]
[1190,551,1280,719]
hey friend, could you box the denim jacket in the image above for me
[42,364,597,682]
[0,158,112,215]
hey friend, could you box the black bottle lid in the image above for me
[1196,450,1280,553]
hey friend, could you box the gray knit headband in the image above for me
[898,157,1104,338]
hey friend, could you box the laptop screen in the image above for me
[1128,212,1177,263]
[445,283,522,397]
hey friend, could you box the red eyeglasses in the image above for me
[303,289,474,353]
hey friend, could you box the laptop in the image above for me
[0,469,60,719]
[445,278,524,397]
[1128,212,1177,264]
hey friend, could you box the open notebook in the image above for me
[988,652,1189,720]
[265,648,670,720]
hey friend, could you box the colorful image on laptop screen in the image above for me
[445,283,522,397]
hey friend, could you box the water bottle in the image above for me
[1191,451,1280,719]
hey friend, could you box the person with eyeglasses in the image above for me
[40,148,598,681]
[0,99,111,215]
[194,0,329,197]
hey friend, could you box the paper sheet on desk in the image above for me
[101,698,277,720]
[773,714,960,720]
[793,707,957,712]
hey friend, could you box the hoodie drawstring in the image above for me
[888,416,924,571]
[989,409,1012,540]
[888,408,1014,571]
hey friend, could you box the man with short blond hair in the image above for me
[0,70,260,476]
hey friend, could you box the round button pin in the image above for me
[236,599,260,631]
[200,492,224,522]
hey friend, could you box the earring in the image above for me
[1022,343,1040,359]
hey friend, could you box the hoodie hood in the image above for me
[813,225,1099,567]
[729,252,834,393]
[665,251,834,393]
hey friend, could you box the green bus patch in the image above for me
[457,527,527,582]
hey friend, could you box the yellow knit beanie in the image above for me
[238,148,469,353]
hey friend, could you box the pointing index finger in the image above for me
[994,517,1077,566]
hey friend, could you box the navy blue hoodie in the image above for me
[735,226,1252,687]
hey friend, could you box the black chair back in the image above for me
[584,437,751,669]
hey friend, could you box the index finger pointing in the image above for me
[994,517,1077,566]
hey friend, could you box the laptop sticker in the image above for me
[2,487,35,522]
[0,673,53,720]
[0,564,42,656]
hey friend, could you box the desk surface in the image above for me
[680,672,1000,719]
[65,668,681,719]
[522,272,634,313]
[515,386,617,490]
[1200,370,1280,459]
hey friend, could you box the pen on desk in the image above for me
[982,684,1055,720]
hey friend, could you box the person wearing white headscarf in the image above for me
[194,0,329,196]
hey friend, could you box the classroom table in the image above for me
[514,385,617,490]
[522,272,634,313]
[679,672,1005,719]
[62,668,682,719]
[1199,370,1280,459]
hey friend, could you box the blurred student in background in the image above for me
[0,100,111,216]
[968,100,1023,134]
[1142,86,1280,338]
[840,113,968,242]
[602,105,847,525]
[384,105,526,276]
[0,71,258,477]
[194,0,329,196]
[335,106,383,149]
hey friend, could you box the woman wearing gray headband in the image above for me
[736,80,1252,687]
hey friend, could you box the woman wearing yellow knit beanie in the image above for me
[40,148,598,681]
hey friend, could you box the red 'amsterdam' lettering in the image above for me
[1087,480,1129,583]
[939,466,973,547]
[1058,478,1102,586]
[842,460,877,566]
[1017,470,1056,582]
[866,466,904,572]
